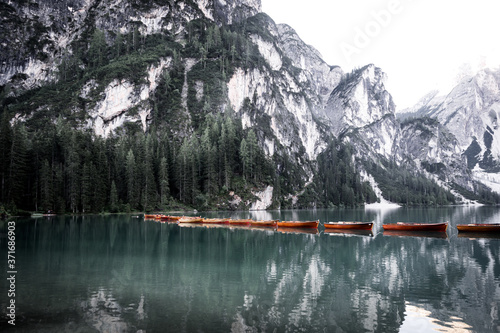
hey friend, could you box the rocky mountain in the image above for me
[400,68,500,195]
[0,0,497,212]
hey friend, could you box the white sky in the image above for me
[261,0,500,110]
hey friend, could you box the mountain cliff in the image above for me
[401,68,500,197]
[0,0,497,213]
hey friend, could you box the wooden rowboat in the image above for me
[324,221,373,230]
[178,216,203,223]
[229,219,253,226]
[456,223,500,232]
[202,218,229,224]
[382,222,448,232]
[164,215,182,221]
[277,221,319,228]
[250,220,278,227]
[144,214,157,219]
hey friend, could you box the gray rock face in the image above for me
[398,117,472,190]
[404,69,500,170]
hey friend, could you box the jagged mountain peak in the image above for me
[324,64,395,137]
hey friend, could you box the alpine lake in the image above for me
[1,206,500,332]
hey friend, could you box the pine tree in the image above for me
[0,111,12,203]
[8,124,30,208]
[159,156,170,208]
[126,149,137,209]
[40,159,53,212]
[81,162,93,213]
[142,136,158,211]
[110,180,119,213]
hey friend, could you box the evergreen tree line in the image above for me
[365,159,457,206]
[0,111,276,214]
[296,140,378,208]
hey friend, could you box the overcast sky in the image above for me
[261,0,500,110]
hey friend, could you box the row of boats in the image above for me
[144,215,500,234]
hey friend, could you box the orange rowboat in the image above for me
[178,216,203,223]
[144,214,157,219]
[229,219,253,226]
[164,215,182,221]
[250,220,278,227]
[324,222,373,230]
[382,222,448,232]
[456,223,500,232]
[277,221,319,228]
[202,218,230,224]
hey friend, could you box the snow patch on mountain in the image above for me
[473,166,500,194]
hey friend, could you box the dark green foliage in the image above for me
[365,159,456,206]
[0,111,277,213]
[298,139,378,209]
[451,182,500,205]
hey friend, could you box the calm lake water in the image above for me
[1,207,500,332]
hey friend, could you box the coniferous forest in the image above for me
[0,110,381,214]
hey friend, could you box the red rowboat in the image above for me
[202,218,230,224]
[178,216,203,223]
[456,223,500,232]
[229,219,253,226]
[277,221,319,228]
[382,222,448,232]
[250,220,278,227]
[324,221,373,230]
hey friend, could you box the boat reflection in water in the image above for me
[383,230,449,239]
[277,227,319,235]
[323,229,373,237]
[457,232,500,240]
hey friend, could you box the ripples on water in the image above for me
[0,207,499,332]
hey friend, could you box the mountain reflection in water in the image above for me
[0,207,499,332]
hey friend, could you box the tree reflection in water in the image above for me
[2,207,499,332]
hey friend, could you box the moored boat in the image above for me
[167,215,181,220]
[229,219,253,226]
[202,218,230,224]
[144,214,157,219]
[382,222,448,232]
[277,220,319,228]
[250,220,278,227]
[456,223,500,232]
[178,216,203,223]
[324,221,373,230]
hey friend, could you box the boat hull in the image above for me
[457,224,500,232]
[324,222,373,230]
[383,222,448,232]
[178,217,203,223]
[202,218,229,224]
[277,221,319,228]
[229,219,253,226]
[250,220,278,227]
